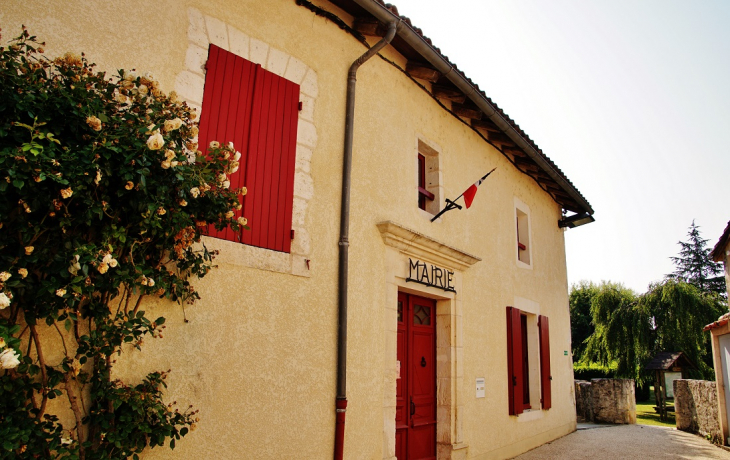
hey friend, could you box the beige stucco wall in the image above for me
[2,1,578,458]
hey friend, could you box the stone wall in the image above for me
[575,381,593,422]
[575,379,636,424]
[674,379,723,445]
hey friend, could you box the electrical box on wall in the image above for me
[475,378,485,398]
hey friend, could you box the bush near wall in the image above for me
[573,362,615,380]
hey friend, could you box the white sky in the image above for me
[391,0,730,293]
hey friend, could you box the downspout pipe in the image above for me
[335,19,399,460]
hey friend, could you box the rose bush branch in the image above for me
[0,27,248,458]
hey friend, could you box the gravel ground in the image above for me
[514,424,730,459]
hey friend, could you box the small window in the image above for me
[515,198,532,267]
[417,139,441,215]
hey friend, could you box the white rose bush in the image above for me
[0,29,249,458]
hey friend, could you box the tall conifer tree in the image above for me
[668,220,726,297]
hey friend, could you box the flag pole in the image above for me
[430,168,496,223]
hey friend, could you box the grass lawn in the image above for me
[636,386,676,428]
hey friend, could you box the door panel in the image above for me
[396,293,436,460]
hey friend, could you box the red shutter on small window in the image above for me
[506,306,524,416]
[539,315,552,410]
[198,44,299,252]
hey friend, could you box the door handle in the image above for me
[410,398,416,416]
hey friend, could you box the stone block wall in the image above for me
[674,379,723,445]
[575,381,593,422]
[575,379,636,424]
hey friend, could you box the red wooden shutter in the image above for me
[241,67,299,252]
[506,306,524,415]
[539,315,552,410]
[198,45,299,252]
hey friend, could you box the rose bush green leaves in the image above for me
[0,28,247,458]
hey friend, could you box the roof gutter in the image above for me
[350,0,593,215]
[335,18,399,460]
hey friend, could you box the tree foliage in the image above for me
[0,28,247,458]
[668,220,726,297]
[582,280,722,384]
[569,280,599,361]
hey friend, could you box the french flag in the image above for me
[462,168,496,208]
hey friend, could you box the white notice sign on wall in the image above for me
[476,378,485,398]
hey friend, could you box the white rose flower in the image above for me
[209,141,220,149]
[0,272,11,282]
[164,118,183,132]
[237,217,248,226]
[190,187,200,198]
[225,210,234,219]
[95,169,102,185]
[234,151,241,161]
[147,278,155,287]
[109,259,118,268]
[222,180,230,189]
[0,337,5,348]
[0,292,10,309]
[227,141,234,150]
[0,348,20,369]
[56,288,66,297]
[146,132,164,150]
[161,160,171,169]
[97,263,109,274]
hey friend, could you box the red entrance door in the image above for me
[396,292,437,460]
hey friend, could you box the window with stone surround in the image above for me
[506,307,551,415]
[199,44,300,253]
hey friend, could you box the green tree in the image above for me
[642,280,723,376]
[582,283,644,380]
[583,279,722,383]
[569,280,599,361]
[0,29,247,458]
[668,220,726,297]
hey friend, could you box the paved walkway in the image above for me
[515,423,730,459]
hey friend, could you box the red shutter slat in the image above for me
[262,74,285,249]
[539,315,552,410]
[229,58,256,242]
[200,44,229,241]
[279,81,299,253]
[219,52,243,242]
[507,306,524,415]
[248,69,273,248]
[242,65,264,247]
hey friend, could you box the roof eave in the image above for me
[350,0,593,216]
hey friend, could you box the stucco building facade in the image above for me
[4,1,594,458]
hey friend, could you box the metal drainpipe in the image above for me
[335,19,399,460]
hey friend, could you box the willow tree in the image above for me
[584,279,722,383]
[582,283,647,381]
